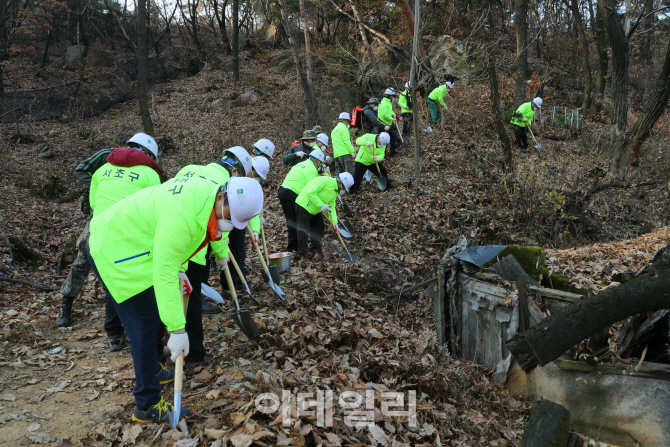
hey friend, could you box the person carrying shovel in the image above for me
[295,173,354,261]
[510,97,543,153]
[172,146,252,367]
[277,149,327,253]
[427,81,454,124]
[332,112,356,175]
[87,176,263,423]
[349,132,391,194]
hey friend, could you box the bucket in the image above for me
[268,252,291,273]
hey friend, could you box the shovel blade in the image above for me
[534,145,542,154]
[268,265,281,284]
[231,309,261,343]
[337,223,353,238]
[376,176,388,190]
[169,390,182,429]
[243,282,261,305]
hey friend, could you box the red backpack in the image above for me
[351,106,365,133]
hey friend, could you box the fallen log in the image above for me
[507,244,670,372]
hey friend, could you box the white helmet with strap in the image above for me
[221,146,253,176]
[253,138,275,158]
[378,132,391,147]
[533,97,543,108]
[384,87,397,96]
[446,81,455,89]
[127,133,161,161]
[309,148,325,162]
[316,133,329,147]
[339,112,351,121]
[226,177,264,230]
[338,172,354,192]
[251,156,270,180]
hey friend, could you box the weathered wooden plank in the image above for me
[528,285,583,302]
[555,359,670,382]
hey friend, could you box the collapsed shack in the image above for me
[430,238,670,447]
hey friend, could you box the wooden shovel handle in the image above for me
[222,262,238,301]
[260,210,270,264]
[247,223,270,275]
[228,251,245,284]
[323,211,348,251]
[174,352,184,393]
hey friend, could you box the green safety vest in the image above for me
[355,134,385,165]
[295,176,339,225]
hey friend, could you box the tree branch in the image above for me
[327,0,390,45]
[0,277,59,291]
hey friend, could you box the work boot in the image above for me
[185,354,213,370]
[57,295,74,327]
[108,334,126,352]
[156,362,175,385]
[132,397,191,423]
[202,300,222,315]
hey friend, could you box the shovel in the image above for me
[169,282,189,429]
[337,220,354,238]
[395,120,405,146]
[338,195,353,215]
[228,251,260,306]
[324,212,358,262]
[372,146,388,190]
[247,223,285,300]
[224,265,261,343]
[259,212,280,285]
[527,125,542,153]
[201,283,224,304]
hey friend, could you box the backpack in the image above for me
[351,106,364,132]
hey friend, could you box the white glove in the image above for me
[177,272,192,295]
[294,151,305,157]
[320,204,331,213]
[260,216,265,225]
[215,256,229,268]
[384,125,390,131]
[443,106,448,111]
[373,156,378,162]
[252,231,259,245]
[365,142,373,147]
[167,332,190,362]
[350,153,355,159]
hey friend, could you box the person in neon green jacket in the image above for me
[331,112,355,175]
[350,132,391,194]
[398,81,413,136]
[427,81,454,124]
[510,97,543,152]
[87,177,263,423]
[277,149,326,252]
[88,144,163,351]
[295,172,354,259]
[378,87,400,156]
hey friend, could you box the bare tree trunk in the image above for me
[212,0,231,54]
[488,55,514,175]
[589,0,608,107]
[232,0,239,82]
[599,0,629,175]
[40,30,52,68]
[399,0,427,61]
[65,5,90,120]
[279,0,318,127]
[641,0,653,66]
[409,0,420,185]
[623,38,670,164]
[299,0,318,124]
[565,0,593,114]
[348,0,383,88]
[515,0,528,104]
[137,0,154,135]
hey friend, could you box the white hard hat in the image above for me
[446,81,455,89]
[317,133,329,147]
[533,97,543,108]
[378,132,391,147]
[384,87,397,96]
[226,177,264,230]
[405,82,410,89]
[127,133,160,160]
[339,112,351,121]
[309,148,325,162]
[338,172,354,192]
[222,146,253,177]
[253,138,275,158]
[251,156,270,180]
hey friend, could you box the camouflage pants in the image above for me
[60,220,91,298]
[334,155,355,176]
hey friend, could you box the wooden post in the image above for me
[409,0,421,185]
[518,275,530,332]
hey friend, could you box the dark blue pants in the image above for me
[185,261,206,362]
[87,253,164,410]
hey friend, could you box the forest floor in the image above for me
[1,50,670,446]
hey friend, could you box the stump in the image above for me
[521,399,571,447]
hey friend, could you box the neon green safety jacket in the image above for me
[295,176,338,225]
[281,159,321,194]
[355,134,385,166]
[428,85,449,108]
[378,97,396,125]
[174,163,231,265]
[510,102,535,128]
[331,122,355,158]
[398,89,412,113]
[89,178,222,331]
[90,163,160,214]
